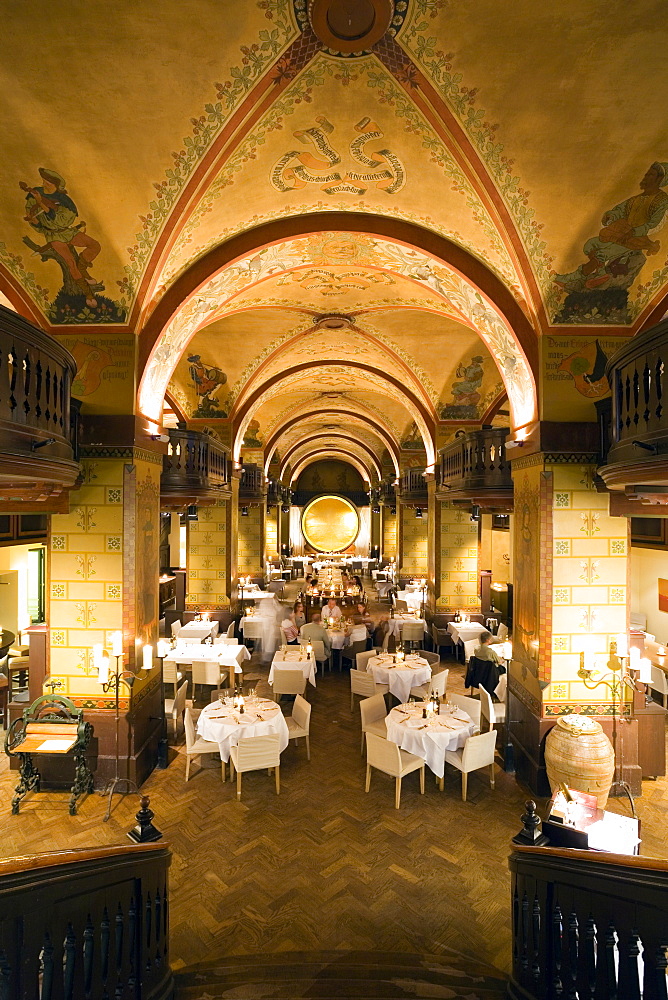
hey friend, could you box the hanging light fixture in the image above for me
[470,504,481,522]
[415,507,423,519]
[241,506,249,517]
[187,505,198,520]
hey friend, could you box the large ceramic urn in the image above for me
[544,714,615,808]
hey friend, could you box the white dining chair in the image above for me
[271,667,306,702]
[192,659,228,698]
[165,679,188,740]
[359,693,388,754]
[496,623,508,641]
[444,729,498,801]
[170,619,182,637]
[380,629,390,653]
[463,639,478,664]
[162,659,183,699]
[402,621,424,652]
[226,621,236,638]
[449,692,482,729]
[242,619,264,651]
[394,599,409,614]
[286,694,311,760]
[356,649,379,672]
[302,638,330,674]
[183,707,222,781]
[350,668,377,712]
[479,684,506,730]
[365,732,425,809]
[229,733,281,801]
[410,667,449,702]
[650,664,668,709]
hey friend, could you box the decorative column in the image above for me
[430,496,480,613]
[382,507,396,561]
[238,503,264,578]
[399,505,428,579]
[509,453,633,794]
[49,445,163,785]
[185,500,230,611]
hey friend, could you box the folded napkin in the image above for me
[406,717,430,729]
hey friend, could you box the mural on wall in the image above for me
[271,117,406,196]
[513,468,542,686]
[187,354,228,416]
[19,168,126,324]
[554,161,668,324]
[400,421,426,451]
[136,473,160,643]
[441,355,485,419]
[70,342,113,396]
[242,418,263,447]
[558,339,609,398]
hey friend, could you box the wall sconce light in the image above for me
[390,506,396,515]
[281,503,290,514]
[187,505,198,520]
[415,508,423,519]
[470,505,480,522]
[241,506,249,517]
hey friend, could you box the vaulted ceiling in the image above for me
[3,0,666,478]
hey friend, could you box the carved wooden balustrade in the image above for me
[0,304,80,508]
[398,467,428,506]
[598,318,668,502]
[436,427,513,511]
[508,845,668,1000]
[379,479,396,506]
[0,843,173,1000]
[239,463,267,503]
[161,427,231,509]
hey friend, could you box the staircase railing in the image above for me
[508,845,668,1000]
[0,843,173,1000]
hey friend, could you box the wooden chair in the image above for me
[271,668,306,702]
[431,624,453,658]
[394,599,409,614]
[479,684,506,730]
[449,692,482,729]
[229,733,281,800]
[411,667,449,702]
[359,693,388,754]
[183,707,221,781]
[341,638,367,671]
[444,730,497,801]
[365,732,425,809]
[286,694,311,760]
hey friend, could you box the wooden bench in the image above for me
[4,695,93,815]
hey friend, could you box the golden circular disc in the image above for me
[302,495,359,552]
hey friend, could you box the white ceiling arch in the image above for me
[290,453,372,488]
[284,437,383,483]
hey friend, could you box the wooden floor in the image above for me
[1,579,667,981]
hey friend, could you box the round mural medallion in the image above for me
[305,0,399,55]
[302,495,360,552]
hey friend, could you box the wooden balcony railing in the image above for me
[239,463,266,502]
[161,427,230,508]
[398,468,428,505]
[0,843,173,1000]
[437,427,513,511]
[380,480,396,505]
[508,845,668,1000]
[0,304,80,507]
[598,319,668,498]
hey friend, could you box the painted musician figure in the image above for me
[20,168,101,306]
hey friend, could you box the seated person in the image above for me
[323,597,342,620]
[474,630,503,664]
[281,616,300,644]
[373,614,390,649]
[353,575,364,591]
[355,602,374,637]
[291,600,306,629]
[299,613,332,656]
[347,614,368,644]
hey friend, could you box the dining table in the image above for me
[366,653,431,705]
[163,642,250,669]
[269,648,317,687]
[197,695,289,763]
[387,614,427,639]
[177,620,219,640]
[385,701,478,779]
[447,620,488,644]
[396,589,423,612]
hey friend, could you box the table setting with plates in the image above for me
[269,647,317,687]
[197,694,289,762]
[324,617,353,650]
[385,701,478,779]
[177,619,219,640]
[366,653,431,704]
[387,614,427,639]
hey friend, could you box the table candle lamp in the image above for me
[306,642,313,659]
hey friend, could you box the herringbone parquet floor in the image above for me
[1,578,666,988]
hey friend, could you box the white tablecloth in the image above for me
[197,696,289,762]
[447,621,487,645]
[397,590,423,612]
[177,620,219,640]
[367,654,431,705]
[385,703,477,779]
[164,644,250,668]
[388,616,427,638]
[324,625,348,650]
[269,649,317,687]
